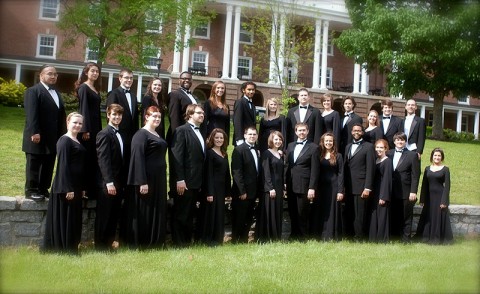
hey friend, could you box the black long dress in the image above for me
[258,115,286,152]
[77,83,102,199]
[201,149,231,245]
[322,110,341,145]
[142,94,166,139]
[203,100,230,140]
[417,166,453,244]
[126,129,168,249]
[364,126,383,144]
[369,157,392,243]
[317,153,344,241]
[43,135,86,254]
[256,150,285,242]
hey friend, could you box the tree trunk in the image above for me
[431,94,444,140]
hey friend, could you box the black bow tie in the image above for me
[352,141,362,145]
[183,89,191,94]
[124,89,130,94]
[299,106,307,109]
[296,140,306,145]
[345,113,351,117]
[48,86,55,91]
[112,127,119,134]
[189,124,200,130]
[249,145,256,150]
[395,149,403,153]
[383,116,391,120]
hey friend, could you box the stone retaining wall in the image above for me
[0,196,479,246]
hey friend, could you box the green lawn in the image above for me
[1,239,479,293]
[1,105,479,204]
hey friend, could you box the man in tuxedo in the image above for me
[170,104,205,247]
[285,123,319,240]
[232,82,257,146]
[95,103,127,250]
[387,132,420,242]
[231,126,259,243]
[286,88,324,145]
[380,99,402,149]
[343,123,375,240]
[22,65,66,201]
[106,68,139,161]
[402,99,426,160]
[340,96,363,156]
[166,71,198,144]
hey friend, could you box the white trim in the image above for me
[238,56,252,79]
[192,22,211,39]
[39,0,59,21]
[190,51,209,75]
[239,27,253,45]
[144,47,162,69]
[36,34,57,59]
[319,67,333,88]
[458,95,470,105]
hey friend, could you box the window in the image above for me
[85,39,99,62]
[36,35,56,58]
[319,67,333,88]
[193,22,210,39]
[189,52,208,76]
[320,35,334,55]
[145,13,162,33]
[144,47,161,69]
[240,28,253,44]
[458,95,470,105]
[238,57,252,79]
[39,0,59,20]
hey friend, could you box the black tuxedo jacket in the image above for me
[285,141,319,195]
[340,112,363,155]
[232,97,256,145]
[106,87,139,145]
[286,105,324,145]
[380,115,402,149]
[344,140,375,195]
[387,149,420,199]
[231,143,259,199]
[402,115,426,154]
[22,83,66,155]
[170,123,205,189]
[167,88,197,144]
[96,126,127,187]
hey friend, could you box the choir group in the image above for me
[22,64,453,254]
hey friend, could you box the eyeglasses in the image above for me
[194,111,204,115]
[122,76,134,80]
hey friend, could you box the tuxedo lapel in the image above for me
[396,152,407,170]
[294,107,301,124]
[187,126,204,154]
[304,107,313,122]
[409,117,418,138]
[351,143,363,158]
[39,85,59,109]
[296,142,311,161]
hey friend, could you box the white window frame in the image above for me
[145,14,163,33]
[319,67,333,88]
[144,47,162,69]
[238,57,252,79]
[39,0,59,21]
[192,22,210,39]
[458,95,470,105]
[240,28,253,45]
[85,39,99,62]
[190,51,208,76]
[320,35,334,56]
[36,34,57,59]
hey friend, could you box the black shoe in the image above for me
[26,193,45,202]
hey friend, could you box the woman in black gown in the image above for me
[369,139,392,243]
[75,62,102,199]
[142,77,166,139]
[321,93,341,147]
[364,110,383,144]
[256,131,285,242]
[43,112,86,254]
[126,106,168,249]
[316,132,344,241]
[258,98,286,153]
[417,148,453,244]
[203,81,230,140]
[201,128,231,245]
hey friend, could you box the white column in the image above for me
[456,109,462,133]
[15,64,21,83]
[107,72,114,92]
[311,19,321,89]
[168,77,173,93]
[353,63,360,93]
[420,105,426,119]
[78,68,83,79]
[230,6,241,80]
[278,14,286,86]
[172,16,182,74]
[221,5,233,79]
[320,20,329,90]
[136,74,143,102]
[474,111,479,139]
[182,7,192,73]
[360,63,368,95]
[268,13,278,84]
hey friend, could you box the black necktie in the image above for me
[299,106,307,109]
[383,116,391,120]
[124,89,130,94]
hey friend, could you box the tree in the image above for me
[336,0,480,139]
[242,0,316,114]
[57,0,210,82]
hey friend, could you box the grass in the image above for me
[0,105,479,204]
[1,239,479,293]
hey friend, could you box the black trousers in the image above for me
[288,192,313,240]
[231,197,256,243]
[25,153,56,195]
[391,197,414,242]
[172,188,200,247]
[94,187,124,250]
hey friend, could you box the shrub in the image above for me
[443,128,476,142]
[426,126,433,137]
[0,78,27,107]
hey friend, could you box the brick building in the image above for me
[0,0,478,138]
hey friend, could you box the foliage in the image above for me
[337,0,480,139]
[61,91,109,113]
[442,129,476,142]
[242,0,316,113]
[57,0,212,72]
[0,78,26,107]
